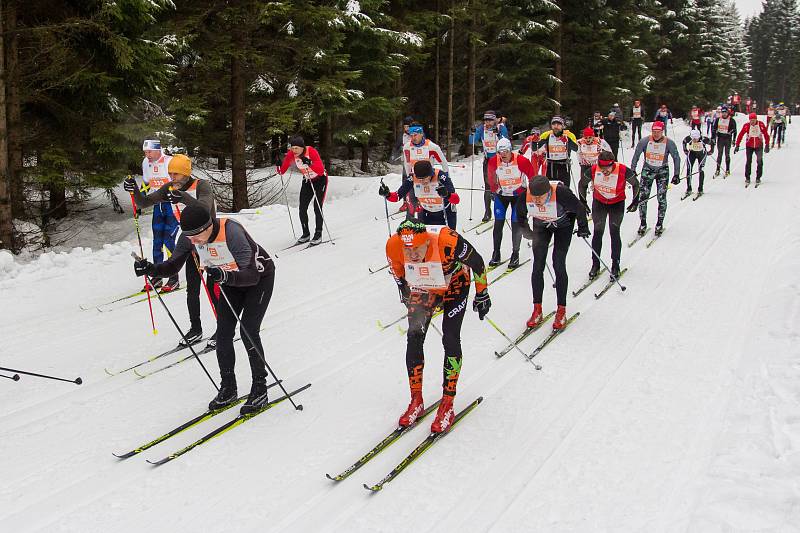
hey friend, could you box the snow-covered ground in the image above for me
[1,118,798,532]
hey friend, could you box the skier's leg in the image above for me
[745,147,754,180]
[551,222,574,306]
[215,285,245,380]
[530,226,551,304]
[482,157,492,219]
[298,179,313,237]
[185,259,202,332]
[608,201,624,266]
[656,170,669,225]
[491,195,508,255]
[755,147,764,180]
[638,169,655,224]
[311,175,328,238]
[405,296,436,392]
[151,204,166,264]
[239,272,275,382]
[440,275,470,396]
[591,198,607,268]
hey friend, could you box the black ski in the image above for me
[594,268,628,299]
[494,312,555,358]
[363,397,483,492]
[148,383,311,466]
[526,313,581,362]
[572,268,607,297]
[326,400,441,482]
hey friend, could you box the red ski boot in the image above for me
[526,303,544,328]
[398,392,424,427]
[552,305,567,330]
[430,395,455,434]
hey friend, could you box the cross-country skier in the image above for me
[378,161,459,229]
[732,92,741,114]
[140,139,178,292]
[711,105,737,177]
[536,116,578,188]
[133,205,275,415]
[630,100,644,147]
[277,136,329,245]
[520,128,546,174]
[689,105,703,131]
[486,138,536,269]
[630,122,681,236]
[591,111,604,137]
[772,105,787,148]
[578,151,639,279]
[514,176,590,330]
[385,220,490,433]
[682,129,714,197]
[473,110,509,222]
[653,104,674,136]
[125,154,218,347]
[735,113,770,186]
[766,103,776,127]
[600,111,627,159]
[577,127,612,201]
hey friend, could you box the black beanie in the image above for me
[529,175,551,196]
[289,135,305,148]
[180,205,213,236]
[413,160,434,178]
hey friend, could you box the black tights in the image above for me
[530,220,575,306]
[591,199,624,267]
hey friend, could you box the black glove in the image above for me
[300,156,312,166]
[133,258,156,278]
[378,182,390,198]
[576,226,591,238]
[626,200,639,213]
[473,290,491,320]
[436,183,449,198]
[397,279,411,304]
[206,267,228,285]
[123,177,138,193]
[581,199,591,215]
[765,145,770,154]
[166,188,184,205]
[671,175,680,185]
[734,145,740,154]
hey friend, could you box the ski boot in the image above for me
[756,178,762,186]
[240,379,270,415]
[552,305,567,330]
[398,392,424,427]
[714,168,720,178]
[310,232,323,246]
[481,212,492,223]
[179,325,202,347]
[430,395,455,434]
[655,223,664,236]
[143,278,163,292]
[160,277,180,293]
[508,251,520,270]
[209,375,238,410]
[488,250,502,268]
[206,331,217,349]
[725,170,730,178]
[637,223,647,236]
[296,233,311,244]
[588,263,601,279]
[745,178,751,187]
[611,261,621,279]
[526,303,544,328]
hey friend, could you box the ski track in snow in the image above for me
[1,118,799,532]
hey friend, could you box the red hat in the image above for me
[582,127,594,137]
[651,122,664,131]
[749,112,757,119]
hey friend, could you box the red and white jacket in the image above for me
[278,146,327,180]
[735,121,770,149]
[487,153,537,196]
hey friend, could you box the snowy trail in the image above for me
[2,118,799,531]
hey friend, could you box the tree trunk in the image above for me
[434,0,441,142]
[467,1,476,157]
[230,49,248,211]
[320,116,333,171]
[48,180,67,220]
[6,0,22,219]
[446,1,454,160]
[554,3,563,115]
[0,0,15,251]
[360,142,369,172]
[216,155,226,170]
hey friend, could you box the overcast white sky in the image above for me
[736,0,763,19]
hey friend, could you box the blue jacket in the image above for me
[472,124,509,158]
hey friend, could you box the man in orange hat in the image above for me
[385,219,489,434]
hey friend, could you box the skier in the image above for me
[277,136,329,245]
[689,105,703,131]
[766,103,776,128]
[591,111,604,137]
[125,154,218,347]
[772,104,787,148]
[732,92,741,114]
[402,122,449,178]
[653,104,674,136]
[385,219,490,433]
[514,175,590,330]
[133,205,275,415]
[745,97,752,114]
[600,111,627,159]
[711,105,737,177]
[393,116,414,170]
[630,122,681,236]
[630,100,644,147]
[578,151,639,279]
[378,161,459,229]
[472,110,509,222]
[139,139,178,292]
[577,126,612,202]
[681,129,714,197]
[486,138,536,269]
[536,116,578,188]
[611,103,624,121]
[704,109,716,136]
[735,113,770,186]
[520,128,546,174]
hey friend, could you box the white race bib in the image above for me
[644,140,667,167]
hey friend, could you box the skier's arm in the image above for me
[150,235,193,277]
[577,165,592,204]
[730,118,737,140]
[452,233,487,293]
[711,118,719,141]
[387,175,412,202]
[630,137,646,170]
[681,137,690,154]
[486,157,499,193]
[667,140,681,174]
[513,194,535,240]
[565,131,579,151]
[278,151,294,175]
[498,124,509,140]
[306,147,327,178]
[472,127,484,145]
[133,182,170,209]
[761,123,770,147]
[441,173,459,204]
[622,165,640,200]
[517,156,537,184]
[430,142,450,173]
[735,125,746,148]
[558,185,590,235]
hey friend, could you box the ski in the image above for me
[105,339,204,376]
[374,210,404,221]
[147,383,312,466]
[627,228,650,248]
[645,230,664,248]
[80,289,147,311]
[363,397,483,492]
[692,191,704,201]
[326,400,442,482]
[377,313,408,332]
[571,268,607,297]
[755,181,762,188]
[494,312,556,358]
[133,342,223,379]
[398,308,443,335]
[486,258,510,273]
[96,287,185,313]
[488,258,531,286]
[369,263,390,274]
[526,313,581,362]
[112,380,283,459]
[305,239,333,249]
[593,268,628,299]
[463,219,492,233]
[680,191,693,201]
[476,222,495,235]
[745,181,751,188]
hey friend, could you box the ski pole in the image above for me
[129,186,158,335]
[0,366,81,385]
[0,373,20,381]
[192,252,218,319]
[380,179,392,236]
[276,168,297,240]
[580,237,626,292]
[131,252,219,391]
[485,317,542,370]
[469,136,475,220]
[215,284,303,411]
